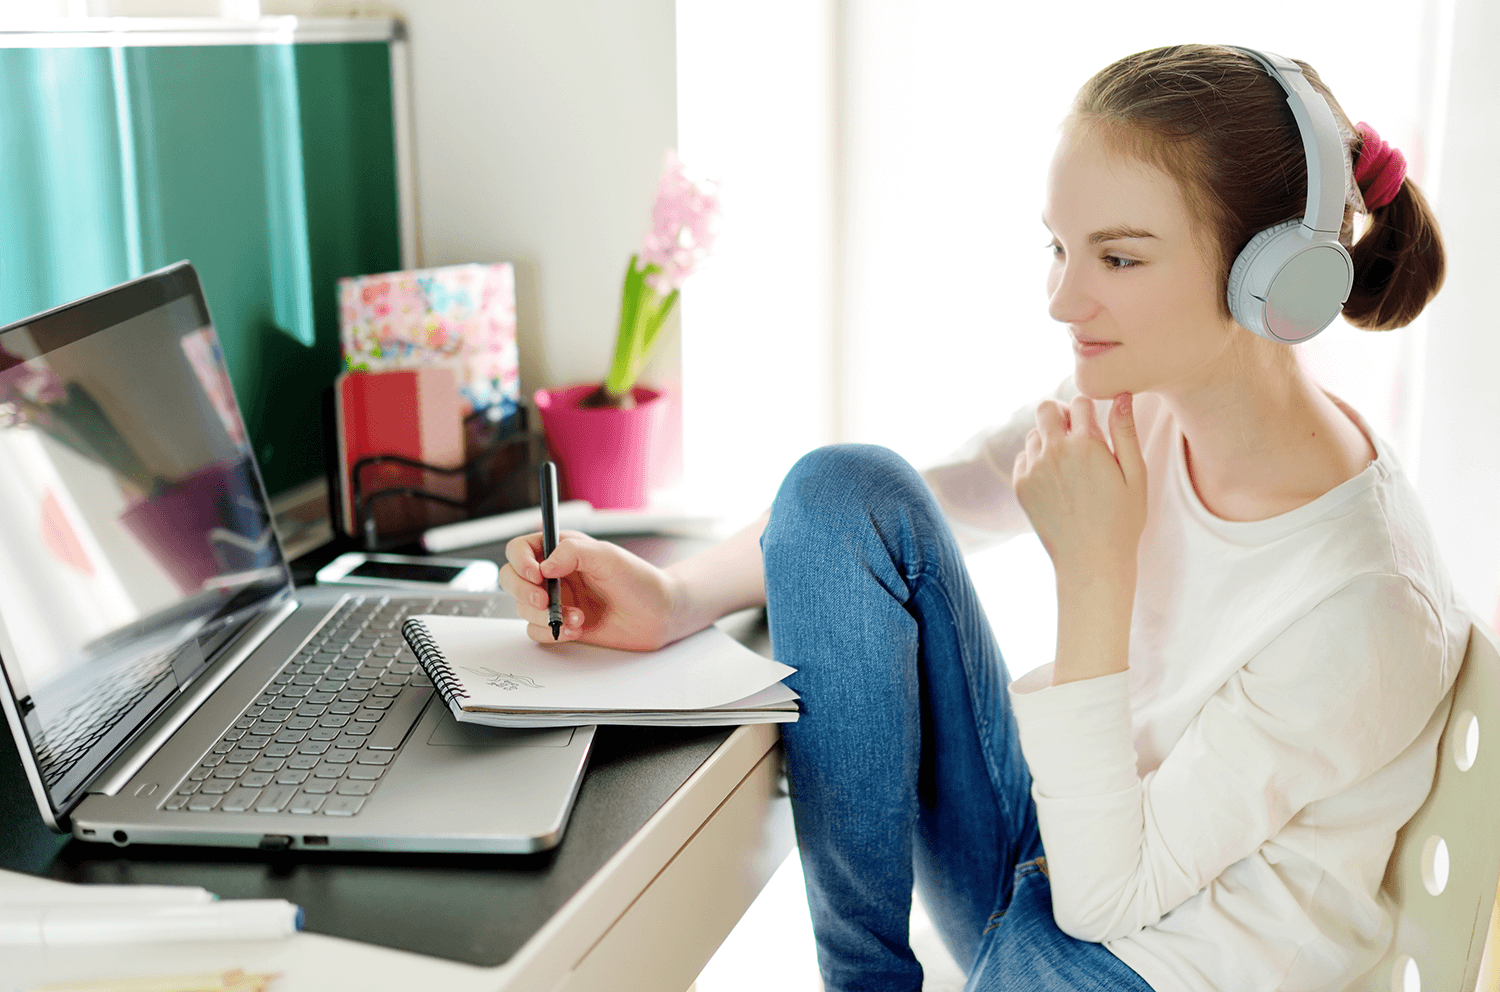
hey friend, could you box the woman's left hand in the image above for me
[1012,393,1148,584]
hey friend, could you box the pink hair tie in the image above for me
[1354,122,1407,211]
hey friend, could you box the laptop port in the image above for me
[302,835,329,846]
[112,830,128,846]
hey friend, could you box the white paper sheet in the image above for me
[439,700,799,728]
[407,615,796,712]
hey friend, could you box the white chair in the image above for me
[1348,612,1500,992]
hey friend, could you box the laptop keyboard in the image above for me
[164,594,498,817]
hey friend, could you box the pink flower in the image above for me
[639,152,721,294]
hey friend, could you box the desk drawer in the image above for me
[560,746,793,992]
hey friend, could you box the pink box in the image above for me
[338,262,519,418]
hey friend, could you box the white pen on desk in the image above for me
[0,899,303,945]
[423,502,721,554]
[421,499,593,554]
[0,884,215,907]
[30,967,277,992]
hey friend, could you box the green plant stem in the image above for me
[641,288,679,356]
[602,257,680,402]
[604,256,646,400]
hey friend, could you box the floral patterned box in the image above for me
[338,262,519,418]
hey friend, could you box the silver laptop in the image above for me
[0,262,593,854]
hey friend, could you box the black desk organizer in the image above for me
[322,391,547,553]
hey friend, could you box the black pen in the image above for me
[539,460,563,640]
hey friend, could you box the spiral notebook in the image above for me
[401,615,800,728]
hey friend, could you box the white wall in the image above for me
[299,0,681,406]
[374,0,680,400]
[675,0,837,522]
[1413,0,1500,622]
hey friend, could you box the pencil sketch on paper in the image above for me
[463,667,543,691]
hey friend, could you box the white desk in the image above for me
[2,722,792,992]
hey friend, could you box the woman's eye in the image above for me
[1103,254,1140,270]
[1048,242,1064,259]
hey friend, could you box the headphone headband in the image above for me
[1228,47,1346,236]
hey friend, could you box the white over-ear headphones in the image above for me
[1225,47,1354,344]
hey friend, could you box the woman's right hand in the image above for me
[499,531,678,649]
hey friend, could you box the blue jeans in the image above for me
[762,445,1154,992]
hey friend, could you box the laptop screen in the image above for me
[0,263,292,817]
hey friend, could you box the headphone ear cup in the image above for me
[1228,219,1352,343]
[1227,219,1302,337]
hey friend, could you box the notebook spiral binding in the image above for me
[402,618,471,703]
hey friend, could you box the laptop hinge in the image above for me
[91,598,299,797]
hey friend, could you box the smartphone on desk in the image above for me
[315,552,501,592]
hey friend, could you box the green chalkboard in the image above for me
[0,25,404,495]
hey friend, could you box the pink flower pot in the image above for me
[534,384,667,509]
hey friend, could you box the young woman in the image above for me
[500,44,1460,992]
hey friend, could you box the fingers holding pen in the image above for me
[536,531,593,581]
[500,531,587,637]
[522,607,586,643]
[503,533,546,584]
[502,529,676,652]
[502,530,590,585]
[501,569,585,637]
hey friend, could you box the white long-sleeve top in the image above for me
[922,383,1468,992]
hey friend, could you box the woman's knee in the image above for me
[763,444,950,586]
[774,444,934,524]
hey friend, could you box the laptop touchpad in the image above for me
[426,720,575,748]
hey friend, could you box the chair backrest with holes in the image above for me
[1346,614,1500,992]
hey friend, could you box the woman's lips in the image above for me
[1072,338,1119,358]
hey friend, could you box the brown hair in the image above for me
[1069,44,1444,331]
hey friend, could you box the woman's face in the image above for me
[1043,126,1239,400]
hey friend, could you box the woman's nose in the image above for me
[1047,261,1097,324]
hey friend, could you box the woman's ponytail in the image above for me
[1343,128,1446,331]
